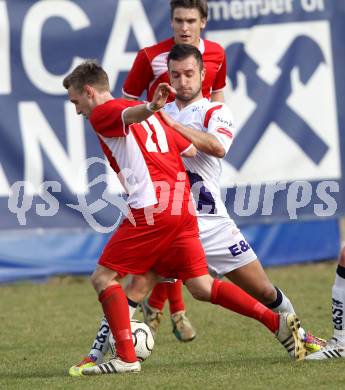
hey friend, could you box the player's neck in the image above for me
[94,91,114,106]
[175,94,203,110]
[174,37,200,48]
[190,38,200,48]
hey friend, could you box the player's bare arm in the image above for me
[160,110,225,158]
[123,83,177,124]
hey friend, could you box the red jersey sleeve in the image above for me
[90,99,142,137]
[212,51,227,92]
[170,127,193,155]
[122,49,154,98]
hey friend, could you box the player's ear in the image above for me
[201,67,206,82]
[200,17,207,31]
[84,85,94,99]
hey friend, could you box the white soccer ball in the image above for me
[109,319,154,361]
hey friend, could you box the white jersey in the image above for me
[164,98,235,218]
[164,98,257,276]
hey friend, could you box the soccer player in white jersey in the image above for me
[306,246,345,360]
[69,45,323,375]
[144,44,323,350]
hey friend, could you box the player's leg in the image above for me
[306,246,345,360]
[331,245,345,345]
[141,282,167,337]
[225,260,294,312]
[165,221,306,360]
[184,274,306,360]
[224,259,325,351]
[69,303,137,376]
[200,217,294,311]
[147,282,168,312]
[69,271,157,376]
[82,267,160,375]
[142,279,195,341]
[185,274,279,331]
[201,216,323,352]
[74,209,176,376]
[82,265,140,374]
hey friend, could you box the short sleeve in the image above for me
[90,99,142,138]
[212,52,227,92]
[122,49,154,99]
[204,104,235,154]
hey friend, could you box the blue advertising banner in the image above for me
[0,0,343,231]
[0,0,342,283]
[205,0,345,224]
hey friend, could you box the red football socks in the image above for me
[211,279,279,333]
[167,279,185,314]
[148,280,186,314]
[148,282,168,311]
[99,284,137,363]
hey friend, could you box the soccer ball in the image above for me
[109,319,154,362]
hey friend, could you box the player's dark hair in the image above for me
[63,59,109,93]
[170,0,208,19]
[167,44,204,71]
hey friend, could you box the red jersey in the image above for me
[90,99,193,209]
[122,37,226,102]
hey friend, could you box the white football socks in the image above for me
[267,286,295,314]
[332,265,345,345]
[88,316,110,363]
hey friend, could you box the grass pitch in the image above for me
[1,261,344,390]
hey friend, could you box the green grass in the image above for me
[0,262,343,390]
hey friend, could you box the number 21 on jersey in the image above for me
[141,116,169,153]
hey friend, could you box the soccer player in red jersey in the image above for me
[64,60,306,375]
[123,0,226,342]
[123,0,226,104]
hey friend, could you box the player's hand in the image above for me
[150,83,176,111]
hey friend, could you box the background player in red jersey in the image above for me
[64,60,306,376]
[123,0,227,342]
[123,0,226,104]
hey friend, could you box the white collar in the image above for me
[171,97,209,112]
[198,38,205,54]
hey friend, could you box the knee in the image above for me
[127,276,151,302]
[256,283,277,305]
[90,271,109,294]
[186,277,213,302]
[190,287,210,301]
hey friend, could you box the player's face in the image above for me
[171,8,206,47]
[168,56,205,104]
[68,86,95,119]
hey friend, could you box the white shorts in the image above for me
[198,215,257,277]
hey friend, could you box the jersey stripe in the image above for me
[121,88,140,99]
[180,143,194,156]
[216,127,233,139]
[204,105,223,128]
[98,136,121,173]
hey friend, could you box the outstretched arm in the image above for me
[122,83,176,125]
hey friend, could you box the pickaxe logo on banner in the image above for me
[225,35,329,170]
